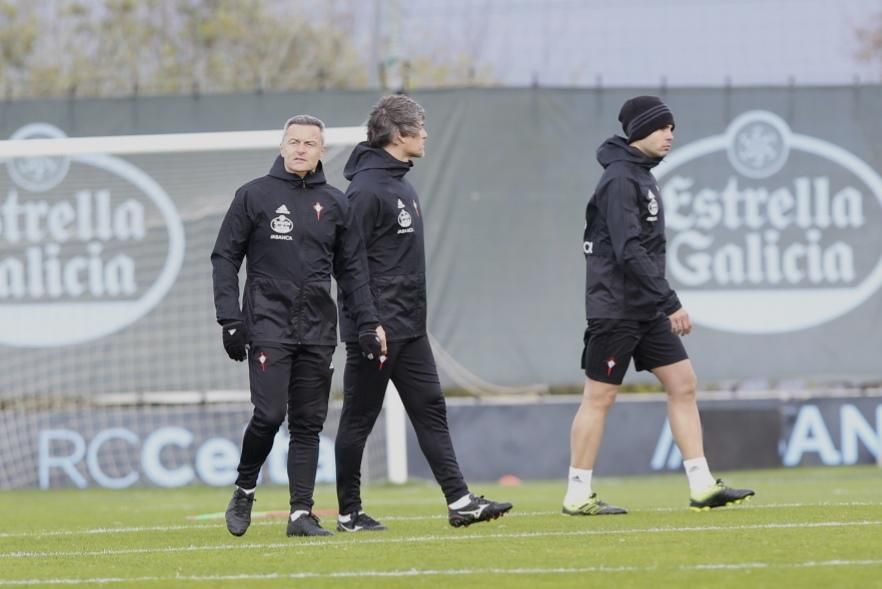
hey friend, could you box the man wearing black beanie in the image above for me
[618,95,675,143]
[562,96,755,515]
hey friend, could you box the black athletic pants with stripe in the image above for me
[335,335,469,514]
[234,344,335,513]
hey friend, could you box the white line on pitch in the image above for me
[1,500,879,540]
[3,560,882,586]
[2,520,881,560]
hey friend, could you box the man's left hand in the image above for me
[359,325,388,360]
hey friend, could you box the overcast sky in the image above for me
[350,0,882,87]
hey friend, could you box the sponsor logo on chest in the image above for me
[646,187,660,221]
[270,204,293,240]
[396,198,415,234]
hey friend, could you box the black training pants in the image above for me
[335,335,468,514]
[234,344,334,512]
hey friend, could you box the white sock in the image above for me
[448,493,473,509]
[564,467,593,506]
[338,512,352,523]
[290,509,309,522]
[683,457,716,494]
[238,486,255,495]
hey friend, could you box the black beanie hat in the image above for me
[618,96,675,143]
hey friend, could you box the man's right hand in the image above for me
[668,308,692,337]
[222,320,248,361]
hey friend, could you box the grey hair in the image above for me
[281,114,325,143]
[366,95,425,148]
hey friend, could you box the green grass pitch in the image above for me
[2,466,881,588]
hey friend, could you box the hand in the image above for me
[376,325,388,356]
[668,308,692,337]
[222,320,248,361]
[358,330,380,360]
[358,325,388,361]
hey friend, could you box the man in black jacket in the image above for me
[211,115,386,538]
[563,96,754,515]
[334,95,512,532]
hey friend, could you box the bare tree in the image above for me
[0,1,38,97]
[0,0,493,99]
[857,11,882,78]
[0,0,369,98]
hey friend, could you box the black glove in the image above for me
[358,329,382,361]
[222,320,248,361]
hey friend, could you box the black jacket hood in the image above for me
[268,155,327,186]
[596,135,663,171]
[343,142,412,181]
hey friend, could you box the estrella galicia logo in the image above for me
[0,124,185,347]
[397,209,412,228]
[270,215,293,234]
[656,111,882,334]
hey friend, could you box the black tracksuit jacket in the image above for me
[583,136,681,320]
[338,143,427,343]
[211,156,377,346]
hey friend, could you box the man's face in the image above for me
[398,124,428,159]
[280,124,324,176]
[633,125,674,159]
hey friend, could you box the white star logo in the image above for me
[313,202,323,220]
[606,357,617,376]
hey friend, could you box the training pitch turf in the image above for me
[2,466,881,588]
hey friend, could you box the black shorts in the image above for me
[580,314,688,385]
